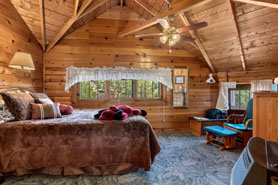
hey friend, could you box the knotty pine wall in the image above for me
[0,0,43,92]
[45,9,218,132]
[217,70,278,83]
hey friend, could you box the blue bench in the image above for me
[203,126,239,151]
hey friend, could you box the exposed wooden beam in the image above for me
[46,0,94,52]
[39,0,46,51]
[121,0,124,7]
[228,0,247,71]
[118,0,212,37]
[164,0,173,9]
[134,0,159,16]
[77,0,108,21]
[179,13,216,73]
[232,0,278,8]
[74,0,80,16]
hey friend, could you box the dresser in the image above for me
[253,92,278,142]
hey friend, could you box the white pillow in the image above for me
[39,98,54,104]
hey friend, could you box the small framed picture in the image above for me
[175,76,184,84]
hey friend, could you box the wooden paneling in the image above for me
[45,13,218,132]
[253,92,278,142]
[0,0,43,92]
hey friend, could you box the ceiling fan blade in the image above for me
[135,33,164,38]
[182,36,196,43]
[157,18,170,30]
[177,22,208,33]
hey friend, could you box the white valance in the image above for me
[65,66,173,92]
[250,80,272,92]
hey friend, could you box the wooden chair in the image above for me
[223,98,253,147]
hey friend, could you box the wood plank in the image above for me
[39,0,46,50]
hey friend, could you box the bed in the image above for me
[0,88,161,176]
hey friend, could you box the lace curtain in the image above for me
[65,66,173,92]
[216,82,237,110]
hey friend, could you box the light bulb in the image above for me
[169,39,175,46]
[172,34,180,41]
[160,35,168,44]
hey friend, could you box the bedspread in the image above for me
[0,110,160,176]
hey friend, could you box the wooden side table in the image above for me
[190,117,227,136]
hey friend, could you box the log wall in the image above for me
[45,12,218,132]
[0,0,43,92]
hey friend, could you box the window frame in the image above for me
[228,86,251,111]
[72,80,166,105]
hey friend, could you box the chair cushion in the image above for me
[203,126,239,137]
[224,123,253,131]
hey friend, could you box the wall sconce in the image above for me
[9,52,35,73]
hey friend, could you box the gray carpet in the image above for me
[2,132,241,185]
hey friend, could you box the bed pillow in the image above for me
[0,101,15,123]
[31,103,62,120]
[59,104,73,115]
[30,93,54,104]
[1,92,34,120]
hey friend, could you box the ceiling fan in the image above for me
[135,15,208,53]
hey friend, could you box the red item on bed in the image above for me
[95,105,147,120]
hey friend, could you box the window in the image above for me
[229,88,251,110]
[78,80,163,102]
[137,80,160,99]
[80,81,106,100]
[110,80,134,99]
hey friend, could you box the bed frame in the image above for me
[0,87,36,93]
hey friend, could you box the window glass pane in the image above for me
[80,81,106,99]
[240,90,250,110]
[229,89,251,110]
[110,80,133,99]
[137,80,160,99]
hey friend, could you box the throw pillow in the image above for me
[31,103,62,120]
[0,102,15,123]
[1,92,34,120]
[30,93,54,104]
[59,104,73,115]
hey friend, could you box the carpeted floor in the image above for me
[2,132,241,185]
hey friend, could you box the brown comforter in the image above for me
[0,110,160,176]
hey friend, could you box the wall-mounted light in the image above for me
[9,52,35,72]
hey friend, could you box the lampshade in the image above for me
[9,52,35,71]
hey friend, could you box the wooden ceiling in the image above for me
[10,0,278,73]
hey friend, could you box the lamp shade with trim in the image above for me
[9,52,35,71]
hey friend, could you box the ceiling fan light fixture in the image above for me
[160,35,168,44]
[169,39,176,46]
[172,34,180,42]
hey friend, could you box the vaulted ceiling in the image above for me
[10,0,278,73]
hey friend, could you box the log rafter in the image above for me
[228,0,247,71]
[232,0,278,8]
[39,0,46,51]
[118,0,212,37]
[179,13,216,72]
[134,0,159,16]
[46,0,97,52]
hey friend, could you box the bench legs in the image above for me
[206,131,237,151]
